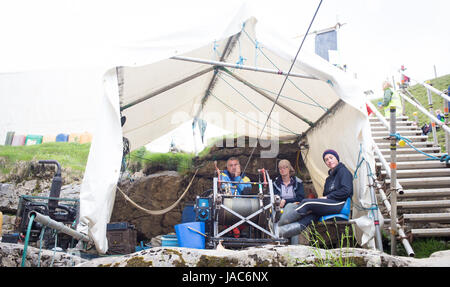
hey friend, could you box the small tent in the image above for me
[76,16,378,252]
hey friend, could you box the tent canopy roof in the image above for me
[118,17,352,151]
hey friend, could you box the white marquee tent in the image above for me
[0,4,379,253]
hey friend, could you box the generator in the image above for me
[15,160,79,250]
[194,168,287,249]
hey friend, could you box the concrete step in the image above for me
[369,116,409,122]
[373,135,428,143]
[409,228,450,237]
[376,141,435,149]
[401,213,450,223]
[377,153,447,162]
[397,200,450,209]
[381,168,450,178]
[377,161,450,170]
[385,177,450,188]
[378,147,441,155]
[399,188,450,198]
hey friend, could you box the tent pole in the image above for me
[193,35,237,120]
[220,67,314,127]
[171,55,319,80]
[120,66,214,111]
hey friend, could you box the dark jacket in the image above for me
[273,176,305,204]
[323,162,353,201]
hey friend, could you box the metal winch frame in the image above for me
[208,169,288,247]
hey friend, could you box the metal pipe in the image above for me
[426,88,439,146]
[375,181,415,257]
[29,211,93,244]
[389,106,398,255]
[120,66,215,111]
[399,71,450,102]
[398,90,450,135]
[367,174,384,252]
[171,55,319,80]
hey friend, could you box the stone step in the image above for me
[381,168,450,178]
[401,213,450,223]
[385,177,450,188]
[378,147,441,155]
[377,153,447,162]
[409,228,450,237]
[399,188,450,198]
[373,135,428,143]
[371,130,422,137]
[376,141,434,149]
[397,200,450,209]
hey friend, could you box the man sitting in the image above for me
[220,157,252,195]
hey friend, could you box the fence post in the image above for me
[426,87,439,146]
[389,106,398,255]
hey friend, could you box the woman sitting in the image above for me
[273,159,305,208]
[277,149,353,238]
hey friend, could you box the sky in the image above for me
[1,0,449,152]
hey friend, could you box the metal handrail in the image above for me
[398,89,450,135]
[399,71,450,102]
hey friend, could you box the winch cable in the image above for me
[117,168,198,215]
[242,0,323,175]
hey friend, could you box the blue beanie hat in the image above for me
[323,149,340,162]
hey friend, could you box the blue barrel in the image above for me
[56,133,69,142]
[175,222,205,249]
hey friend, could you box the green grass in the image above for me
[372,74,450,152]
[391,236,450,259]
[127,147,194,174]
[0,142,91,174]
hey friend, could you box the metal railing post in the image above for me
[445,98,450,153]
[426,87,439,146]
[389,106,398,255]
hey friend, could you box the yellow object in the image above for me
[399,140,406,147]
[42,134,56,143]
[413,112,418,116]
[80,132,93,144]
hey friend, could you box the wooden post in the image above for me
[390,106,398,255]
[427,88,439,146]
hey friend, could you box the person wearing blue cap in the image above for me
[277,149,353,239]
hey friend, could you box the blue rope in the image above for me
[390,133,450,163]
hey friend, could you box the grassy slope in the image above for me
[0,142,91,174]
[372,74,450,151]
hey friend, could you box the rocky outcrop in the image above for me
[0,242,87,267]
[76,245,450,267]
